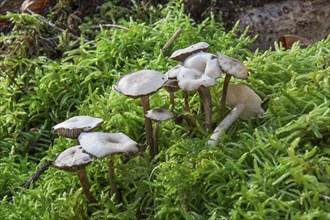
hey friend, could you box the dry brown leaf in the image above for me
[20,0,49,14]
[278,34,311,49]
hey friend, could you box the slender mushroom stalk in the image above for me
[141,95,154,156]
[207,84,264,146]
[207,103,245,146]
[53,145,97,203]
[108,155,121,203]
[217,54,249,118]
[78,132,138,203]
[76,168,97,203]
[146,108,174,156]
[115,70,167,159]
[219,74,232,114]
[198,85,213,130]
[164,79,179,112]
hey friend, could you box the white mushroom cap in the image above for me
[115,69,167,99]
[52,116,104,138]
[217,53,249,79]
[170,42,210,62]
[78,132,139,158]
[226,84,264,120]
[165,64,182,79]
[53,145,95,171]
[184,52,214,72]
[177,66,215,91]
[145,108,174,122]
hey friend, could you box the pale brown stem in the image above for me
[169,91,175,111]
[198,86,212,130]
[108,155,121,204]
[220,74,232,117]
[208,103,245,146]
[153,122,160,156]
[76,168,97,203]
[183,91,190,112]
[141,96,155,158]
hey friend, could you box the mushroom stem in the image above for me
[153,122,160,156]
[141,96,155,158]
[108,155,121,204]
[198,85,212,130]
[207,103,245,146]
[219,74,232,117]
[183,91,190,112]
[169,91,175,111]
[76,168,97,203]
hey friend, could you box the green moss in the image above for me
[0,1,329,219]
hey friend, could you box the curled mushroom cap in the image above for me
[184,52,223,79]
[226,84,264,120]
[217,54,249,79]
[170,42,210,62]
[78,132,139,158]
[177,66,215,91]
[115,69,167,98]
[146,108,174,122]
[165,64,182,79]
[53,145,95,172]
[52,116,104,138]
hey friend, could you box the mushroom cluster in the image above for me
[51,116,138,203]
[47,41,265,205]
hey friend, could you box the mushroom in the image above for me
[51,116,103,139]
[53,145,97,203]
[170,42,210,62]
[145,108,174,155]
[217,54,249,117]
[176,65,217,130]
[115,69,167,158]
[207,84,264,146]
[78,132,138,203]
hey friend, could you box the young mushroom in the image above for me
[207,84,264,146]
[145,108,174,156]
[115,69,167,158]
[217,54,249,117]
[78,132,138,203]
[51,116,103,139]
[53,145,97,203]
[176,66,216,130]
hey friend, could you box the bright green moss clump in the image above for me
[0,2,329,219]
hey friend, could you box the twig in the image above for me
[0,161,52,199]
[161,27,182,52]
[90,24,129,31]
[0,65,28,95]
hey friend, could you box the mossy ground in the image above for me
[0,1,329,219]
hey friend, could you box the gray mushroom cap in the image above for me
[115,69,168,99]
[217,53,249,79]
[53,145,95,172]
[170,42,210,62]
[78,132,139,158]
[145,108,174,122]
[52,116,104,138]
